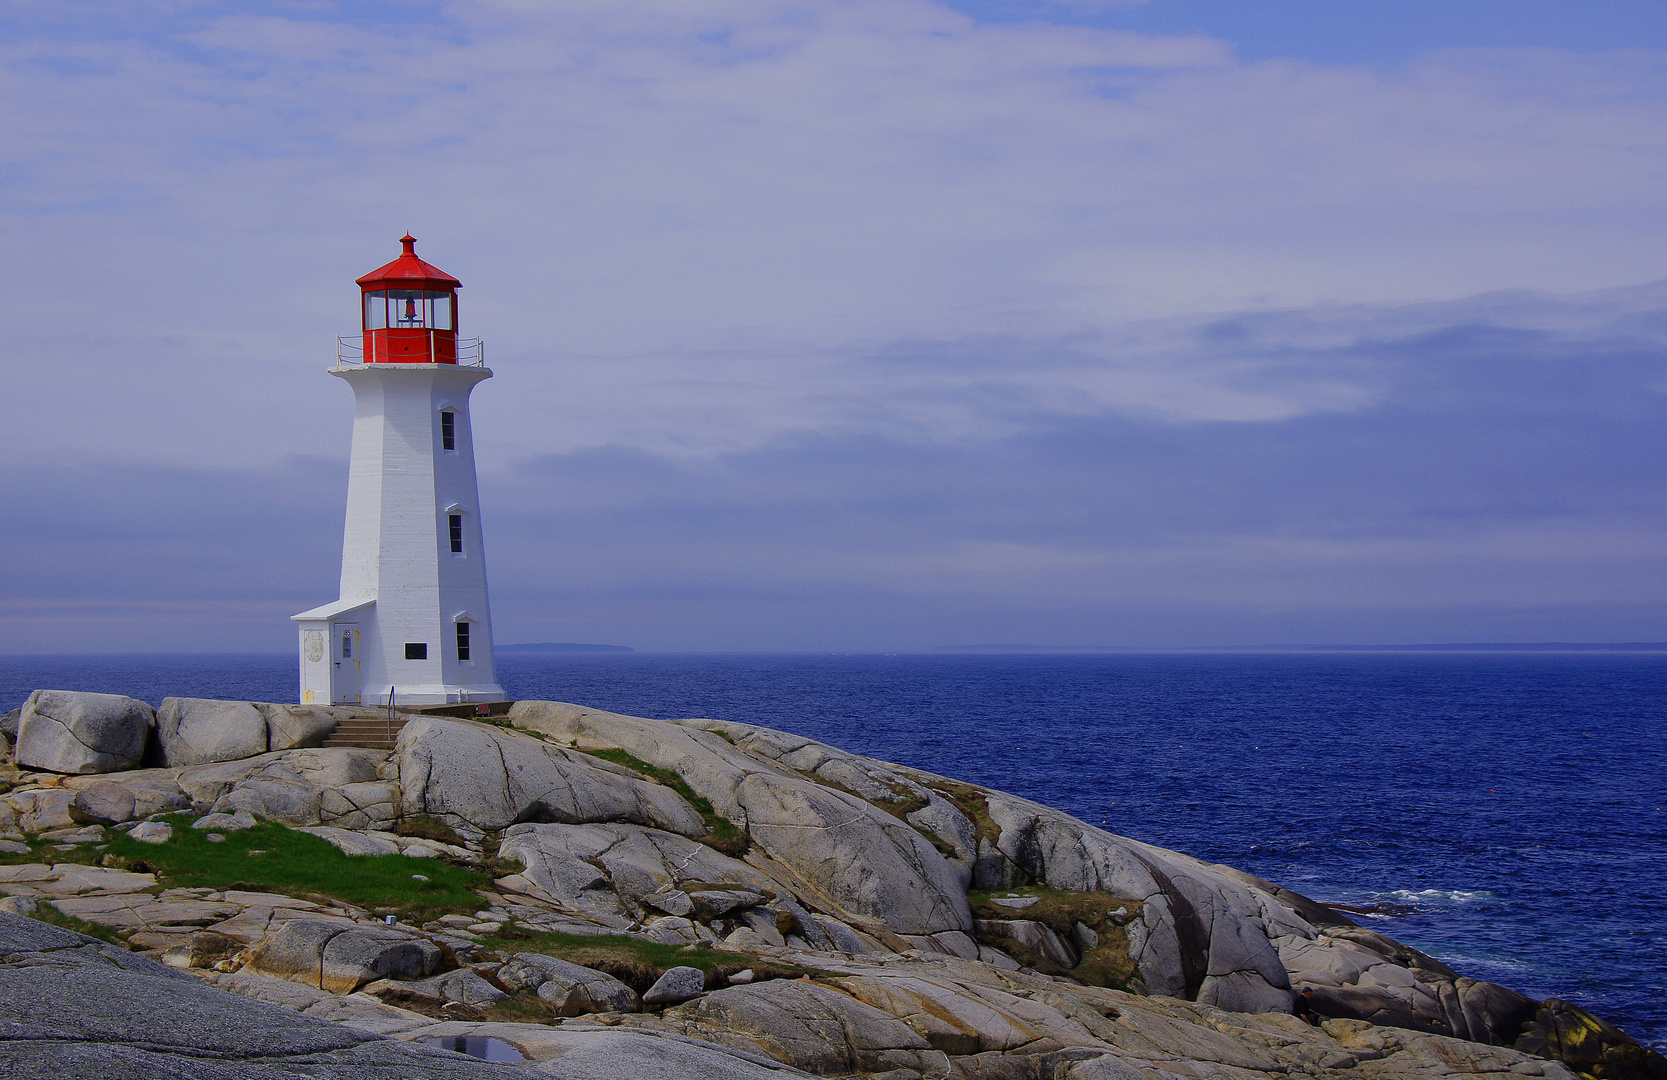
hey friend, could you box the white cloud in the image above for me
[2,3,1664,458]
[2,1,1667,649]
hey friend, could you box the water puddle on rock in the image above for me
[421,1035,527,1063]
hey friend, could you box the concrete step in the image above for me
[323,716,410,749]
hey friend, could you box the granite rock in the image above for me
[14,690,155,774]
[0,912,540,1078]
[509,701,973,935]
[67,780,138,826]
[666,979,946,1076]
[500,952,641,1014]
[397,716,707,837]
[157,697,270,767]
[643,965,707,1005]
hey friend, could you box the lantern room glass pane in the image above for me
[363,289,454,331]
[430,293,453,330]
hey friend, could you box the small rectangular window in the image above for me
[449,514,464,553]
[405,642,428,660]
[456,622,471,661]
[340,633,352,659]
[440,411,456,451]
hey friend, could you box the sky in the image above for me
[2,0,1665,653]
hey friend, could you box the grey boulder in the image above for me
[318,781,399,831]
[397,716,707,838]
[14,690,155,774]
[643,965,707,1005]
[129,820,173,844]
[157,697,270,767]
[248,919,442,994]
[407,967,509,1007]
[259,703,339,751]
[67,780,138,826]
[974,918,1079,970]
[666,979,945,1076]
[500,952,640,1014]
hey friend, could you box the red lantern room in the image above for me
[356,235,462,364]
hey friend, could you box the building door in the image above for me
[332,624,361,704]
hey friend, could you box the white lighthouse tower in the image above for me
[292,236,507,707]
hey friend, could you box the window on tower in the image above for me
[449,514,464,554]
[456,621,471,661]
[440,411,456,451]
[405,643,428,660]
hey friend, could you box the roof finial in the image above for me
[400,234,417,256]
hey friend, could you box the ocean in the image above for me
[2,651,1662,1049]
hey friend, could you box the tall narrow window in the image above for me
[456,621,471,661]
[440,411,456,451]
[448,514,464,554]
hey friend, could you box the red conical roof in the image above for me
[356,235,461,291]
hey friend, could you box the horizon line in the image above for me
[5,641,1667,658]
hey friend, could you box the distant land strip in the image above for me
[497,642,635,653]
[936,642,1667,653]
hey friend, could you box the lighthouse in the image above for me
[292,236,507,707]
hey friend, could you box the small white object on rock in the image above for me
[129,821,173,845]
[642,965,706,1006]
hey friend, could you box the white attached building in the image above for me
[293,236,507,707]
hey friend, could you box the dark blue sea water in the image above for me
[2,651,1662,1049]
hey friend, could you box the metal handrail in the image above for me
[335,336,485,367]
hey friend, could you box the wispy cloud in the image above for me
[1,1,1664,649]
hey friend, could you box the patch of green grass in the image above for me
[27,904,129,946]
[969,885,1142,990]
[925,781,1003,848]
[101,814,489,922]
[476,923,823,992]
[579,749,749,856]
[0,833,99,867]
[394,814,467,847]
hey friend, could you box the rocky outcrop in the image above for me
[499,820,779,925]
[395,716,707,838]
[1518,998,1667,1080]
[248,919,445,994]
[14,690,154,774]
[155,698,341,767]
[668,979,947,1075]
[509,701,973,936]
[175,746,387,825]
[499,952,640,1014]
[0,912,544,1079]
[3,691,1660,1080]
